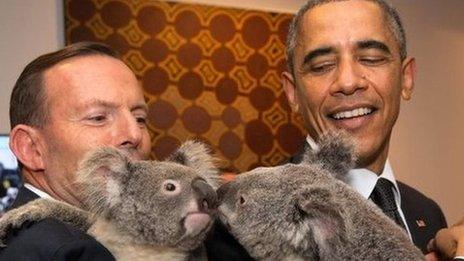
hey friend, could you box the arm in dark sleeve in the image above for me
[0,218,114,261]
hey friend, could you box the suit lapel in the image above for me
[8,186,39,210]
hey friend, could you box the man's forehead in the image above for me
[44,55,130,81]
[298,0,394,51]
[42,55,144,109]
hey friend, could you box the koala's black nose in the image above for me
[192,178,217,211]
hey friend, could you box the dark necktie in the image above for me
[369,178,406,230]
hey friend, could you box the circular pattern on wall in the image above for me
[210,14,235,43]
[137,6,166,35]
[101,1,131,28]
[148,100,177,129]
[181,106,211,134]
[174,10,201,39]
[178,72,203,100]
[143,67,169,95]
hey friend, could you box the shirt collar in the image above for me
[306,135,319,151]
[305,135,401,202]
[24,183,54,200]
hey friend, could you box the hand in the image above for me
[427,217,464,260]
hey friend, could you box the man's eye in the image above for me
[88,115,106,122]
[310,62,335,74]
[359,56,387,65]
[136,116,147,126]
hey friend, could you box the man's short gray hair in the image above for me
[286,0,407,74]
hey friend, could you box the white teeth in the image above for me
[332,108,373,120]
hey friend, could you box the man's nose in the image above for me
[118,114,143,151]
[331,58,367,95]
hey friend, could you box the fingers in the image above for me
[430,225,464,260]
[434,228,457,259]
[424,252,439,261]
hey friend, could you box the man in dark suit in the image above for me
[280,0,447,255]
[2,42,151,260]
[206,1,449,260]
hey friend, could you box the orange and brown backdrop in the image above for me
[65,0,305,172]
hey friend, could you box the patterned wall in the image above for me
[65,0,305,172]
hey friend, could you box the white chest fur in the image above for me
[88,218,188,261]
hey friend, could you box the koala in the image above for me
[217,133,424,260]
[0,141,219,261]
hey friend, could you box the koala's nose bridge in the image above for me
[217,182,232,204]
[192,178,217,210]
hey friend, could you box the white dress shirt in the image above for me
[306,136,412,239]
[24,183,54,200]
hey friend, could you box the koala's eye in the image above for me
[161,179,181,195]
[239,196,246,205]
[164,183,176,191]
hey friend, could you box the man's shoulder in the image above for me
[397,181,442,211]
[397,180,447,253]
[0,217,114,260]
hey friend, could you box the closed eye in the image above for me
[86,114,108,125]
[358,56,388,66]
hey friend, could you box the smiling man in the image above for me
[282,0,446,253]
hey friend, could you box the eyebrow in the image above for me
[131,102,148,113]
[356,40,391,54]
[80,99,148,112]
[302,46,334,65]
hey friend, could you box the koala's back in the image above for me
[271,168,423,260]
[313,177,423,260]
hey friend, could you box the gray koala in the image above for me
[217,133,424,260]
[0,141,219,261]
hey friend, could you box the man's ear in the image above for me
[9,124,45,171]
[282,71,300,112]
[401,57,416,101]
[291,186,346,256]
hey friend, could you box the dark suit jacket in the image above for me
[399,181,447,253]
[205,221,254,261]
[289,143,447,254]
[0,186,115,261]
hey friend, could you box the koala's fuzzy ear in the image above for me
[302,131,356,179]
[76,147,131,215]
[290,186,346,258]
[168,140,219,189]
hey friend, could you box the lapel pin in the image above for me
[416,219,427,227]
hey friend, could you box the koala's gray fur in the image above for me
[0,141,219,261]
[218,132,424,260]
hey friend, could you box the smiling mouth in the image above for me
[329,107,376,120]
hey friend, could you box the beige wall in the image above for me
[388,0,464,224]
[0,0,463,223]
[0,0,65,131]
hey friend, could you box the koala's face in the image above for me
[110,161,217,250]
[218,164,331,259]
[77,141,219,251]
